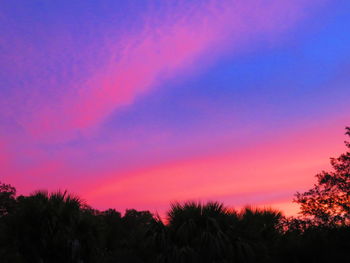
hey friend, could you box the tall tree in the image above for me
[0,182,16,217]
[295,127,350,226]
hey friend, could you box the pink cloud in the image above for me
[83,122,344,213]
[23,0,327,140]
[2,114,347,216]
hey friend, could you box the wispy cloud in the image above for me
[22,0,325,140]
[84,123,343,212]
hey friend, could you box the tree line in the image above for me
[0,127,349,262]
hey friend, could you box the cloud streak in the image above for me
[84,122,344,212]
[23,0,326,140]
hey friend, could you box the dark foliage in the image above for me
[295,127,350,226]
[0,182,16,217]
[0,128,349,262]
[1,186,349,263]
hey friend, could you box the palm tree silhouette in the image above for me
[235,207,283,262]
[4,190,100,263]
[152,201,245,262]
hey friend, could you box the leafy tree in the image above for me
[0,182,19,262]
[0,181,16,217]
[295,127,350,226]
[98,208,123,260]
[117,209,155,262]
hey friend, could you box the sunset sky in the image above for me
[1,0,349,216]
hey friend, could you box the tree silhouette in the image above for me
[295,127,350,226]
[164,201,237,263]
[1,128,350,262]
[2,190,101,263]
[0,182,16,217]
[237,207,283,262]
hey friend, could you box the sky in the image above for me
[1,0,349,216]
